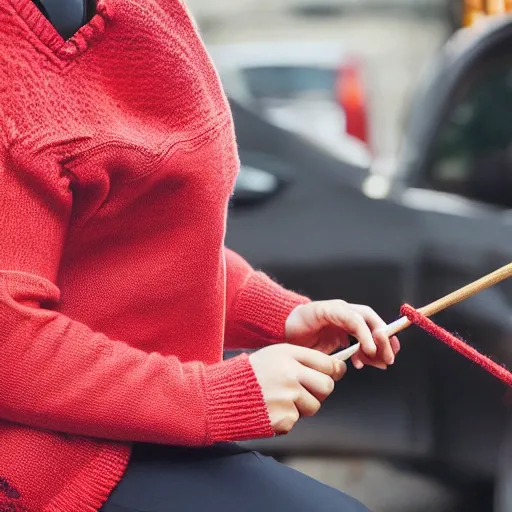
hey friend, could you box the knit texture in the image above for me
[402,304,512,387]
[0,1,309,510]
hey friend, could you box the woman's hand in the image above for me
[249,344,346,435]
[285,300,400,370]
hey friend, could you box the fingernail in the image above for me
[375,363,388,370]
[354,361,364,370]
[388,356,395,365]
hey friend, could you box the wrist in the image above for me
[228,272,310,346]
[204,354,274,443]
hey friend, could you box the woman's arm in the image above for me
[0,154,273,445]
[224,250,400,366]
[224,248,310,350]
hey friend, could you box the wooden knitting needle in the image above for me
[333,261,512,362]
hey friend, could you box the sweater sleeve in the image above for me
[0,154,273,446]
[224,248,310,350]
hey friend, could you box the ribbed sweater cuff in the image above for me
[234,271,310,344]
[205,354,274,443]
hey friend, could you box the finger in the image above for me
[292,345,338,378]
[298,365,338,401]
[351,352,365,370]
[374,328,395,365]
[391,336,401,354]
[322,301,378,357]
[352,338,400,370]
[348,308,401,360]
[273,405,300,436]
[352,305,395,365]
[351,351,388,370]
[295,387,322,417]
[352,351,387,370]
[334,359,347,381]
[342,312,378,358]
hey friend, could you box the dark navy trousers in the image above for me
[101,443,370,512]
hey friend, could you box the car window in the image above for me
[421,55,512,209]
[241,66,337,102]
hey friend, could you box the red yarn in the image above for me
[401,304,512,387]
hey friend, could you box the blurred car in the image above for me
[226,14,512,512]
[209,41,372,167]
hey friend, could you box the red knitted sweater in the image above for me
[0,1,309,510]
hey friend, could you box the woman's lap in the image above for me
[101,443,370,512]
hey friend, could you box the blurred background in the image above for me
[186,1,512,511]
[189,0,452,163]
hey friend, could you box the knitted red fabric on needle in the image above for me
[401,304,512,387]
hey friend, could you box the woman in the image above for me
[0,0,399,510]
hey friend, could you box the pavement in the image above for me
[283,457,465,512]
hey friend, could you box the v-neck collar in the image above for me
[9,0,112,60]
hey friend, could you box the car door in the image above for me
[227,98,433,462]
[393,24,512,485]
